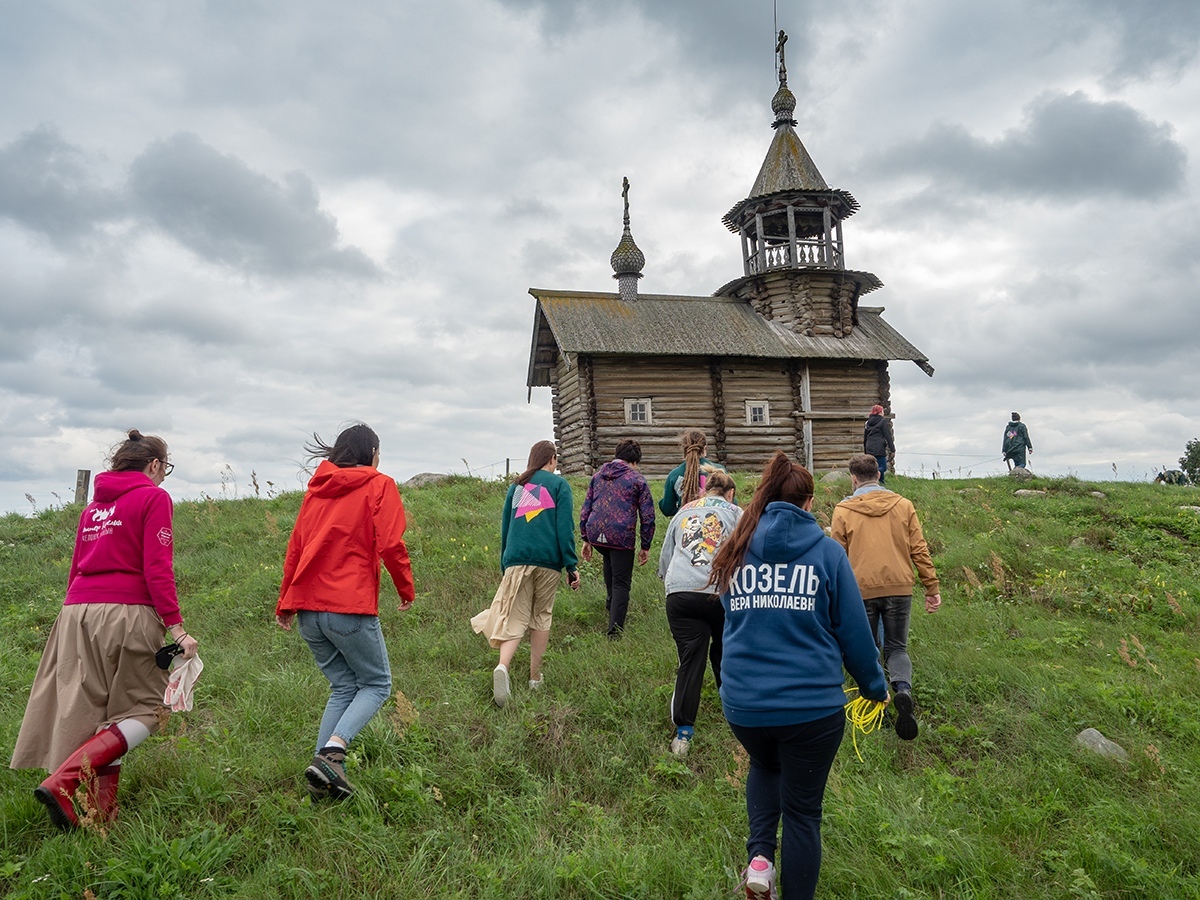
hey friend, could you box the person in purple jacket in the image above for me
[709,451,888,900]
[11,430,199,830]
[579,439,656,638]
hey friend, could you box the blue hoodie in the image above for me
[719,501,888,727]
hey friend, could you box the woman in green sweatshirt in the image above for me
[472,440,580,706]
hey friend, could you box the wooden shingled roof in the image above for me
[527,289,933,387]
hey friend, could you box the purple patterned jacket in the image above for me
[579,460,656,551]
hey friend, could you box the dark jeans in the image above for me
[863,594,913,686]
[598,546,635,635]
[875,454,888,484]
[665,591,724,728]
[729,712,845,900]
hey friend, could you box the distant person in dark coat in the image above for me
[862,405,895,485]
[1002,413,1033,470]
[579,439,656,638]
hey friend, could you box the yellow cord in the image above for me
[843,689,887,762]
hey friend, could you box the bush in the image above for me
[1180,438,1200,484]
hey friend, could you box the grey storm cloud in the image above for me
[127,133,378,278]
[871,91,1187,200]
[0,125,123,244]
[1074,0,1200,83]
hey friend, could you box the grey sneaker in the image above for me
[669,735,691,758]
[305,747,354,799]
[528,676,544,690]
[493,664,510,707]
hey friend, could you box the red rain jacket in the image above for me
[276,460,416,615]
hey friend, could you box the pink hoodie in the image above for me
[63,470,182,626]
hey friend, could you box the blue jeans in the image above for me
[863,594,913,686]
[875,454,888,484]
[298,611,392,751]
[729,712,845,900]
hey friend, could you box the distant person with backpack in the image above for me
[579,439,656,638]
[659,429,726,517]
[1002,413,1033,470]
[863,404,895,485]
[473,440,580,707]
[275,424,416,800]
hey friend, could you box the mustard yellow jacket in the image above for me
[830,489,939,600]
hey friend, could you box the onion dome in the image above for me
[610,176,645,278]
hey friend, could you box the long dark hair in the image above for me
[306,423,379,468]
[677,429,708,506]
[708,451,814,591]
[516,440,557,485]
[110,430,168,472]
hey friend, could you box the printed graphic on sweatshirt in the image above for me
[80,505,123,542]
[726,562,821,613]
[680,512,726,565]
[157,527,173,546]
[513,484,557,522]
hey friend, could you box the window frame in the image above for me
[623,397,652,426]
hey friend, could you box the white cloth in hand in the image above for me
[163,655,204,712]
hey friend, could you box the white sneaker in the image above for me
[744,855,777,899]
[492,664,510,707]
[528,677,544,690]
[669,735,691,758]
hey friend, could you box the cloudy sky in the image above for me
[2,0,1198,512]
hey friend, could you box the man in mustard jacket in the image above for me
[831,454,941,740]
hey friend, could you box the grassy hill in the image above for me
[1,473,1199,899]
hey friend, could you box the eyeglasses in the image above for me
[161,461,174,477]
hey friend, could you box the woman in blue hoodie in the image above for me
[709,452,888,900]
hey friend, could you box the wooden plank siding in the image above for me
[552,352,891,477]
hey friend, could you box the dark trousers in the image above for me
[863,594,913,686]
[875,454,888,485]
[728,712,845,900]
[598,547,635,635]
[665,591,724,728]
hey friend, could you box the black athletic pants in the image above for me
[666,591,724,727]
[598,546,635,636]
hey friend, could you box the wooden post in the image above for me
[74,470,91,505]
[787,205,797,268]
[755,213,766,273]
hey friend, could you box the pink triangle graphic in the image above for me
[515,484,556,521]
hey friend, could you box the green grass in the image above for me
[2,473,1199,898]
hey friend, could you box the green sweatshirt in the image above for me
[500,469,578,574]
[658,458,725,517]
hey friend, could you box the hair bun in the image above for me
[127,429,144,441]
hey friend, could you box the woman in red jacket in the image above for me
[275,424,416,800]
[11,430,198,830]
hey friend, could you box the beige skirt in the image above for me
[471,565,561,648]
[10,603,170,771]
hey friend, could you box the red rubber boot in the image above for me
[88,764,121,824]
[34,725,128,829]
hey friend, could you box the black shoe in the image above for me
[305,747,354,799]
[893,691,918,741]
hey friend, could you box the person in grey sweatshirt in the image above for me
[657,470,742,756]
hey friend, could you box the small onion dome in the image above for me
[610,225,645,278]
[772,83,797,129]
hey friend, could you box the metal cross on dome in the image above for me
[776,29,788,86]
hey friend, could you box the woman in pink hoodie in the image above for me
[11,430,198,830]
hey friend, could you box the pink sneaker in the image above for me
[743,855,777,899]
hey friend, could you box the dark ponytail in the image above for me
[306,423,379,468]
[708,451,814,591]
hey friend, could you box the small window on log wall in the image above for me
[624,398,652,425]
[745,400,770,426]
